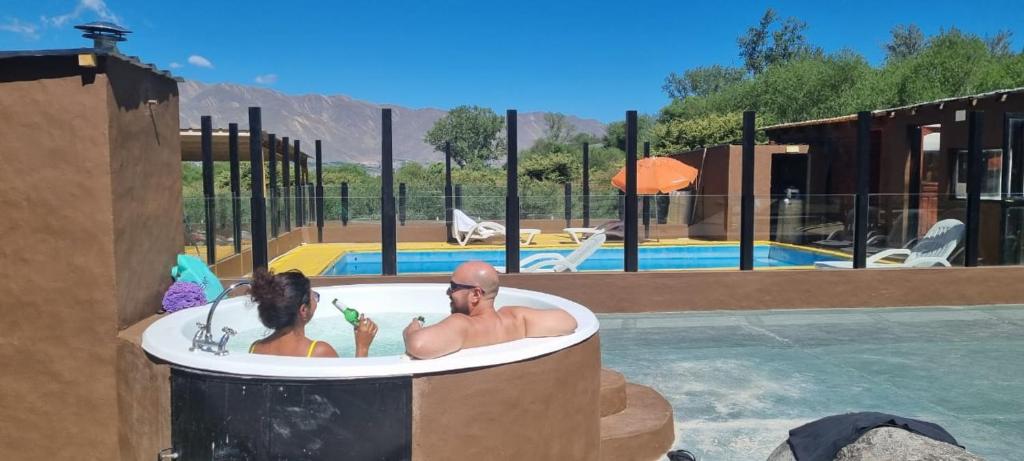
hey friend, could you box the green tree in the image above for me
[662,65,746,99]
[885,24,926,62]
[542,112,576,143]
[986,29,1014,57]
[424,105,505,167]
[603,114,658,151]
[737,8,820,75]
[652,111,744,152]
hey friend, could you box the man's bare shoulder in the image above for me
[498,305,547,316]
[496,305,535,318]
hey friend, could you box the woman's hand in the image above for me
[354,315,378,357]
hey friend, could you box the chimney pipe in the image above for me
[74,21,131,53]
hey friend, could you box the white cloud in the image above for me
[0,18,39,39]
[254,74,278,85]
[187,55,214,68]
[43,0,121,28]
[168,62,182,69]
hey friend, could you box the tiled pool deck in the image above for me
[599,305,1024,460]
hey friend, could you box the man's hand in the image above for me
[354,315,378,357]
[403,317,424,337]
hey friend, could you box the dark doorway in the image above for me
[770,153,808,242]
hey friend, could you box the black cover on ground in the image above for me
[787,411,961,461]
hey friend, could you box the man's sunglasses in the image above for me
[303,290,321,305]
[447,281,479,295]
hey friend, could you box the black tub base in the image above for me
[170,367,412,461]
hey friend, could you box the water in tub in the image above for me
[228,300,446,357]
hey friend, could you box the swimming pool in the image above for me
[322,244,837,275]
[599,305,1024,460]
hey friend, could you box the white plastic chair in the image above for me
[451,209,540,246]
[506,233,606,273]
[815,219,965,269]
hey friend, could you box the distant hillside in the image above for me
[178,81,607,164]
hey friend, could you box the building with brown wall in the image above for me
[0,49,181,460]
[764,88,1024,264]
[667,144,807,241]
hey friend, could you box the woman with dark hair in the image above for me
[248,269,377,357]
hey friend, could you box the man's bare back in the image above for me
[403,262,578,359]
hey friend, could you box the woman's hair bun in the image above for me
[249,268,310,330]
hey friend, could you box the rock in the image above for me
[766,427,985,461]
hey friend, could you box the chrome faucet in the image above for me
[190,281,250,355]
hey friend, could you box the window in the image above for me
[952,149,1003,200]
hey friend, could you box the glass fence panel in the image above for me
[182,196,207,260]
[743,193,852,270]
[866,193,970,268]
[1002,193,1024,265]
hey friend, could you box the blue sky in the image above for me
[2,0,1022,122]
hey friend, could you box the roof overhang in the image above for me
[180,128,309,162]
[762,86,1024,132]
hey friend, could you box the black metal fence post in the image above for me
[642,141,651,240]
[740,111,755,270]
[854,112,871,268]
[282,137,291,232]
[228,123,242,254]
[582,142,590,227]
[399,183,407,226]
[381,109,398,275]
[341,182,349,226]
[564,182,572,228]
[455,184,463,211]
[267,133,278,238]
[966,111,985,267]
[201,116,216,265]
[624,111,639,272]
[445,142,455,243]
[506,109,521,273]
[294,140,303,228]
[315,140,324,243]
[248,107,268,270]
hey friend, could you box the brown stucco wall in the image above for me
[300,265,1024,312]
[117,316,171,460]
[411,335,601,461]
[106,57,183,328]
[0,54,180,460]
[0,57,120,460]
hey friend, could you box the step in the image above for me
[600,383,675,461]
[600,368,627,417]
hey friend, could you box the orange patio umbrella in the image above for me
[611,157,699,194]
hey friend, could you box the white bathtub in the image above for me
[142,283,599,378]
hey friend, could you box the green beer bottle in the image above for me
[332,299,361,327]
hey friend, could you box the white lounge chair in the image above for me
[563,220,624,243]
[452,209,540,247]
[497,233,606,273]
[815,219,965,269]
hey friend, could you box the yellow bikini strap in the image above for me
[306,340,319,358]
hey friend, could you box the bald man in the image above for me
[402,260,579,359]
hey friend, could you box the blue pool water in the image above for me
[321,244,837,275]
[600,305,1024,461]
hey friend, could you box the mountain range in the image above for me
[178,81,607,164]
